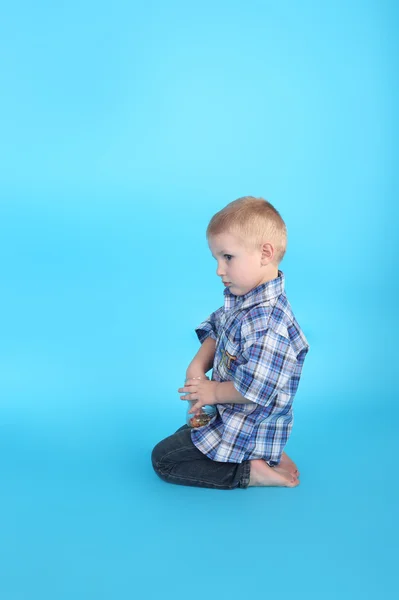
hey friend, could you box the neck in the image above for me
[262,264,279,283]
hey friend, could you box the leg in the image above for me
[151,425,251,490]
[177,427,300,478]
[174,424,190,433]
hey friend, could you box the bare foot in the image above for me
[248,459,299,488]
[279,452,300,477]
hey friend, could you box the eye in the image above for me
[224,254,233,261]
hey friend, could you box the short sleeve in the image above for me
[195,307,224,343]
[233,329,298,408]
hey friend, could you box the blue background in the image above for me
[1,1,398,598]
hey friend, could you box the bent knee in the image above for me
[151,440,167,472]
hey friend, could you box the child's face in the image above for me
[208,232,273,296]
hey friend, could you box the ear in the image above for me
[260,242,274,265]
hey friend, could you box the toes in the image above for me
[286,475,300,487]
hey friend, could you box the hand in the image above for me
[178,378,220,415]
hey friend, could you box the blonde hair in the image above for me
[206,196,287,265]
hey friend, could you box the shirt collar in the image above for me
[223,270,285,311]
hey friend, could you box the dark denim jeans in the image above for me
[151,424,251,490]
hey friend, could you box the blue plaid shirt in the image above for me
[191,270,309,466]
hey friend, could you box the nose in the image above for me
[216,263,225,277]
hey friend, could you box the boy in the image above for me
[151,196,309,489]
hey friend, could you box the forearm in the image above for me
[188,336,216,374]
[215,381,255,404]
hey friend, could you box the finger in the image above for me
[188,402,202,414]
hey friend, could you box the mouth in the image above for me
[223,282,232,286]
